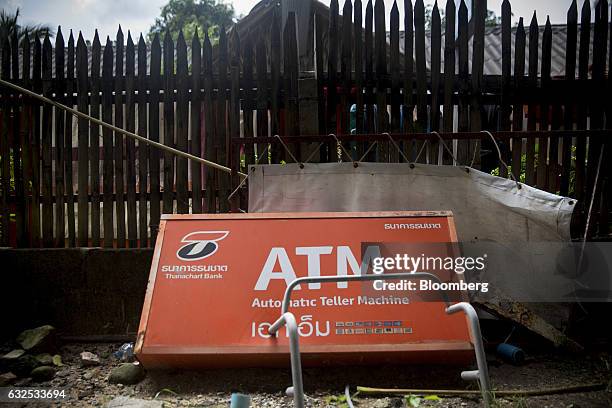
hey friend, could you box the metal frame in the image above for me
[447,302,492,405]
[231,129,611,146]
[268,273,492,408]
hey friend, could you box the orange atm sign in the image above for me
[136,212,472,368]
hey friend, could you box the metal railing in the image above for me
[268,273,492,408]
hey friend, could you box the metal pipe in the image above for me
[268,312,304,408]
[446,302,492,407]
[344,385,355,408]
[460,370,480,381]
[268,273,461,408]
[0,78,247,179]
[269,313,288,335]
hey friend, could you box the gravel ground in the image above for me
[1,343,610,407]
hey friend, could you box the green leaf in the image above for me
[146,0,235,43]
[324,394,348,407]
[424,395,441,401]
[405,394,421,407]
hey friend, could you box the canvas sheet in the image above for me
[248,163,575,242]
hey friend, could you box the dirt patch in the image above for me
[1,343,610,407]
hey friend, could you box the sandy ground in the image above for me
[1,342,610,407]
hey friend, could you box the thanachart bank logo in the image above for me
[177,231,229,261]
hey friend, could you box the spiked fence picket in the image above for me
[0,0,611,248]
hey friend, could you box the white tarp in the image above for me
[248,163,576,242]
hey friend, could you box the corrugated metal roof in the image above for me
[393,24,607,78]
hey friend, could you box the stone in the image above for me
[35,353,54,365]
[80,351,101,367]
[30,365,56,382]
[108,363,145,385]
[0,372,17,386]
[52,354,63,366]
[105,396,163,408]
[8,355,40,377]
[14,377,31,386]
[78,389,94,400]
[56,369,70,377]
[1,349,25,360]
[16,325,57,353]
[83,368,100,380]
[0,349,25,371]
[390,397,405,408]
[372,398,393,408]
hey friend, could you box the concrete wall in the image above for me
[0,248,153,339]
